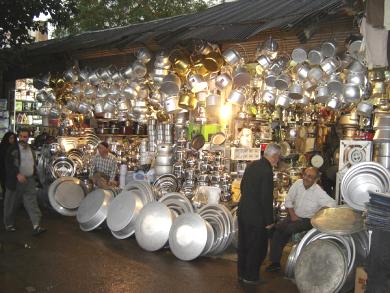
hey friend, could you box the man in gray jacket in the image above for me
[3,129,46,236]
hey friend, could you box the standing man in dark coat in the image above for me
[237,143,281,285]
[3,129,46,235]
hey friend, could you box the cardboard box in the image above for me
[354,266,367,293]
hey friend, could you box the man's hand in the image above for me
[290,214,300,222]
[265,223,275,229]
[16,173,27,183]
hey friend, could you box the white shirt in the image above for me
[18,144,34,177]
[285,179,336,218]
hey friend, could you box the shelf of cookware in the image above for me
[96,134,148,138]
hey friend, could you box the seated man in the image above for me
[91,142,118,187]
[266,167,336,272]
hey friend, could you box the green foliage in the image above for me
[0,0,78,48]
[54,0,209,37]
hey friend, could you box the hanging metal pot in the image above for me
[203,51,224,73]
[357,101,374,117]
[275,93,291,108]
[137,47,152,64]
[233,66,251,87]
[320,57,340,75]
[321,40,337,58]
[179,93,198,111]
[215,73,232,90]
[122,82,140,99]
[291,47,307,64]
[274,73,291,90]
[222,48,241,66]
[187,74,208,93]
[315,85,330,104]
[343,83,361,103]
[132,61,147,78]
[227,89,246,105]
[295,62,310,81]
[160,74,181,97]
[289,82,303,100]
[308,48,324,65]
[327,74,343,95]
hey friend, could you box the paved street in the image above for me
[0,203,298,293]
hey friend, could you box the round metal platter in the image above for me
[50,157,76,179]
[106,189,144,236]
[153,174,179,199]
[311,206,364,235]
[135,202,174,252]
[294,239,348,293]
[48,177,87,216]
[125,181,156,204]
[169,213,208,261]
[284,244,297,279]
[55,180,85,209]
[341,162,390,211]
[202,221,215,255]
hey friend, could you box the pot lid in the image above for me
[310,154,324,168]
[310,206,364,235]
[135,202,174,252]
[55,180,85,209]
[168,213,208,261]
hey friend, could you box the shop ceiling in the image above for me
[0,0,357,81]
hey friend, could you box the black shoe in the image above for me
[5,225,16,232]
[33,226,47,236]
[266,263,281,272]
[241,278,260,285]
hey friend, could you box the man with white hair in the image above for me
[237,143,281,285]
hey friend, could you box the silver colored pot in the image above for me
[161,74,181,97]
[164,96,179,113]
[155,155,173,166]
[308,48,323,65]
[227,89,246,105]
[274,73,291,90]
[327,97,341,110]
[275,93,291,108]
[132,61,147,78]
[264,71,277,87]
[357,101,373,117]
[256,55,272,69]
[206,94,221,107]
[215,73,232,90]
[288,82,303,100]
[154,165,173,175]
[308,66,324,84]
[374,129,390,142]
[320,57,339,75]
[295,63,310,81]
[188,74,208,93]
[343,83,361,103]
[327,74,343,95]
[261,89,276,105]
[315,85,330,103]
[222,48,241,66]
[137,47,152,64]
[321,40,337,57]
[291,47,307,63]
[374,143,390,157]
[233,66,251,87]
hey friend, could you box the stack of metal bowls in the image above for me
[106,181,156,239]
[168,204,234,261]
[341,162,390,211]
[76,188,115,231]
[135,192,193,252]
[373,114,390,169]
[286,228,369,293]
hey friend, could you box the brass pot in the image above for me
[179,93,198,110]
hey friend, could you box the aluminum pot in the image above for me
[187,74,208,93]
[164,96,179,113]
[122,65,134,79]
[160,74,181,96]
[374,116,390,130]
[78,101,91,114]
[227,89,246,105]
[154,165,173,175]
[291,47,307,63]
[343,83,361,103]
[88,71,100,85]
[103,99,116,113]
[327,74,343,95]
[321,40,337,57]
[308,48,323,65]
[155,155,173,166]
[315,85,330,103]
[296,94,310,106]
[320,57,339,75]
[233,66,251,87]
[117,98,130,111]
[78,68,89,82]
[373,156,390,169]
[295,63,310,81]
[374,129,390,142]
[256,55,272,70]
[308,67,324,84]
[288,82,303,100]
[206,94,221,107]
[327,97,341,110]
[137,47,152,64]
[132,61,147,78]
[123,82,140,99]
[261,89,276,105]
[357,101,373,117]
[96,85,108,98]
[374,143,390,157]
[222,48,241,66]
[264,71,277,87]
[215,73,232,90]
[274,73,291,90]
[275,93,290,108]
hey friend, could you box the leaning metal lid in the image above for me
[168,213,208,261]
[311,206,365,235]
[135,202,174,252]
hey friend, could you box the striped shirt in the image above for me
[91,153,117,181]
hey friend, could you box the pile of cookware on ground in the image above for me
[284,161,390,292]
[48,176,238,261]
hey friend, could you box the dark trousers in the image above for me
[237,220,268,281]
[366,229,390,293]
[269,217,312,264]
